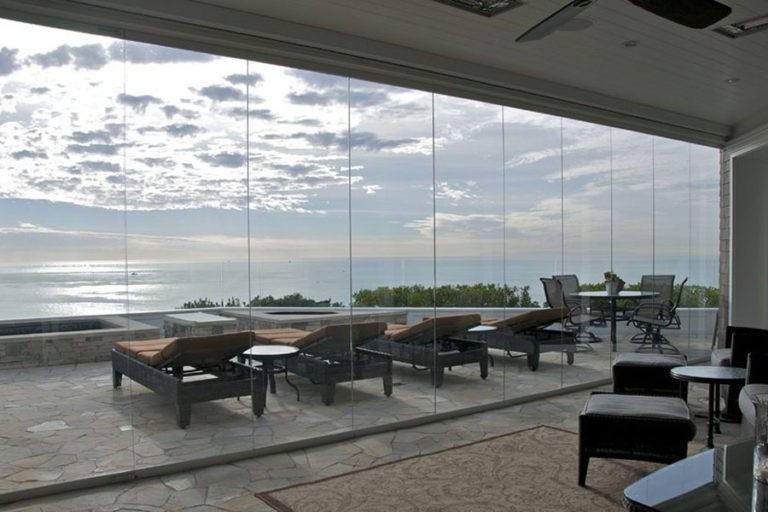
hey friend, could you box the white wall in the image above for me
[732,145,768,328]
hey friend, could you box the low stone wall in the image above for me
[0,316,160,368]
[219,308,408,331]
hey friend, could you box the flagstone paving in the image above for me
[0,314,717,505]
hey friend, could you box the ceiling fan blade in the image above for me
[515,0,596,43]
[627,0,732,29]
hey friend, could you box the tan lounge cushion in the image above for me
[252,322,387,351]
[114,338,177,366]
[387,314,481,343]
[115,331,253,368]
[485,308,568,331]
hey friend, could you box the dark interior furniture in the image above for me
[612,352,688,400]
[482,308,577,371]
[629,277,688,353]
[738,352,768,435]
[111,331,265,428]
[624,440,754,512]
[541,277,602,344]
[251,322,392,405]
[671,366,745,449]
[711,325,768,421]
[363,314,488,387]
[578,392,696,487]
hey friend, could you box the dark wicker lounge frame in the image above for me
[111,333,266,429]
[481,308,577,371]
[250,322,393,405]
[363,315,488,387]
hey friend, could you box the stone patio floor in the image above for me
[2,379,744,511]
[0,314,718,506]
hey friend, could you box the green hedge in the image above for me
[351,283,539,308]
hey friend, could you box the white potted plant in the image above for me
[603,271,625,296]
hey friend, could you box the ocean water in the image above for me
[0,257,718,321]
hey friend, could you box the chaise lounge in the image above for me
[111,331,265,428]
[251,321,393,405]
[362,314,488,387]
[482,308,577,371]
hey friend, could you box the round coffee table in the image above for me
[670,366,746,448]
[241,345,301,402]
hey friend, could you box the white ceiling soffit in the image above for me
[4,0,766,146]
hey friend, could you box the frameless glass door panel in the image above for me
[690,146,720,359]
[247,66,353,437]
[0,20,132,492]
[348,79,435,423]
[611,129,654,356]
[561,119,612,385]
[653,138,692,356]
[123,43,252,460]
[502,108,564,399]
[433,94,503,411]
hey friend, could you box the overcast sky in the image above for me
[0,18,719,272]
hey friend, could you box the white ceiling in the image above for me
[190,0,768,140]
[4,0,768,142]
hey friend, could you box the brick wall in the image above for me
[718,149,730,345]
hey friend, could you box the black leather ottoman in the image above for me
[613,352,688,400]
[578,393,696,487]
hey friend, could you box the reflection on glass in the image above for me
[124,44,251,455]
[350,79,436,420]
[248,66,353,432]
[503,108,564,395]
[434,94,503,408]
[612,129,654,355]
[562,119,612,383]
[0,19,134,487]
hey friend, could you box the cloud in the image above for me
[66,143,119,155]
[70,129,113,143]
[227,107,274,120]
[136,157,174,168]
[30,87,50,95]
[11,150,47,159]
[435,181,476,202]
[69,44,108,69]
[0,47,20,76]
[290,69,346,89]
[405,213,504,238]
[160,105,199,120]
[116,93,162,113]
[363,184,381,195]
[225,73,262,86]
[271,130,416,152]
[198,151,246,168]
[198,85,245,102]
[29,44,108,70]
[287,89,388,107]
[80,160,120,173]
[166,123,203,137]
[110,41,216,63]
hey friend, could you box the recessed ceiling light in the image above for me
[724,77,741,84]
[623,40,639,48]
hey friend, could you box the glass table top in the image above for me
[624,440,763,512]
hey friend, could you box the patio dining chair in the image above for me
[554,274,606,325]
[541,277,602,344]
[629,277,688,354]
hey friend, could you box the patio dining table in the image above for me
[570,290,659,350]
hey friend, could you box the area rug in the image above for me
[256,425,662,511]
